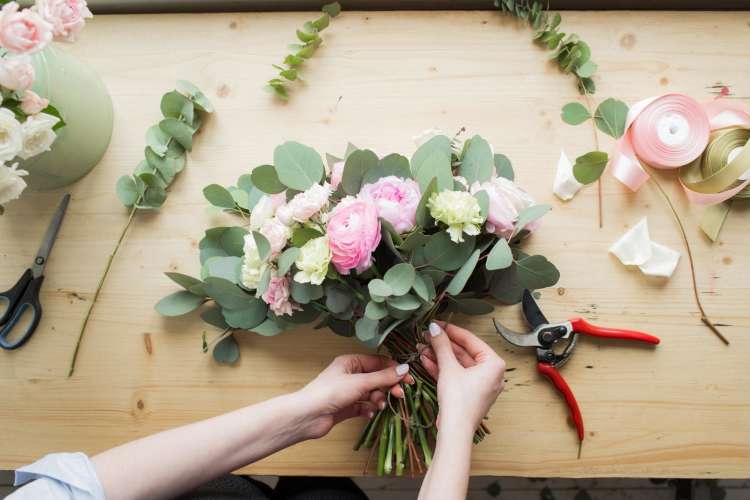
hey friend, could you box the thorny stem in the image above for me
[580,83,603,229]
[645,166,729,345]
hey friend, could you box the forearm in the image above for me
[418,419,474,500]
[93,392,312,500]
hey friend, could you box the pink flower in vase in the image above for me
[35,0,92,43]
[19,89,48,114]
[327,197,381,274]
[261,275,299,317]
[0,55,34,91]
[0,3,53,54]
[359,175,421,233]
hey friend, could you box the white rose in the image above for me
[0,162,28,205]
[0,108,22,162]
[19,112,58,160]
[0,55,34,91]
[259,217,291,258]
[294,236,331,285]
[249,192,285,231]
[241,233,266,290]
[286,183,331,224]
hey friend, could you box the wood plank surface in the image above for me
[0,10,748,478]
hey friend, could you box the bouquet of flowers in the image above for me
[157,130,560,475]
[0,0,92,212]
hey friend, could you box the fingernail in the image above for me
[368,411,374,419]
[379,401,386,410]
[429,322,442,337]
[396,363,410,376]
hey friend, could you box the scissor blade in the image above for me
[31,194,70,278]
[493,318,542,348]
[522,289,549,329]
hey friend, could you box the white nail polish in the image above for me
[368,411,374,419]
[396,363,409,376]
[429,322,441,337]
[379,401,386,410]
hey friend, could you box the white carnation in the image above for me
[294,236,331,285]
[0,108,23,162]
[19,112,58,160]
[241,233,266,289]
[428,190,483,243]
[0,162,28,205]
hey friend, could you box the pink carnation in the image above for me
[261,275,299,317]
[0,2,52,54]
[35,0,92,43]
[359,176,420,233]
[327,197,381,274]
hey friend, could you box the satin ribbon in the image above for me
[609,93,750,206]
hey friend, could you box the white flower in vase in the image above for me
[0,108,23,161]
[19,112,58,159]
[0,162,28,205]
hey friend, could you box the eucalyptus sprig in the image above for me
[494,0,598,95]
[265,2,341,101]
[67,81,214,377]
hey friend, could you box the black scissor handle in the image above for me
[0,269,33,325]
[0,273,44,350]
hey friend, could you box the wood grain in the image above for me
[0,10,748,478]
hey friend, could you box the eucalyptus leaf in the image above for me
[251,318,284,336]
[489,264,524,304]
[494,153,514,180]
[368,279,392,298]
[291,226,323,247]
[415,177,437,228]
[251,165,286,194]
[594,98,628,139]
[159,118,193,151]
[383,262,416,296]
[165,272,203,294]
[145,124,170,156]
[176,79,214,113]
[342,149,378,195]
[412,273,435,302]
[222,298,267,329]
[220,227,248,256]
[291,281,323,304]
[486,238,512,270]
[514,204,551,234]
[161,90,192,119]
[116,176,139,206]
[448,298,494,315]
[445,249,480,295]
[400,232,431,252]
[203,184,236,209]
[277,247,300,275]
[155,291,204,316]
[238,174,265,211]
[252,231,271,261]
[213,334,239,364]
[322,1,341,16]
[355,317,379,341]
[386,294,422,311]
[203,277,252,309]
[203,256,242,283]
[365,300,388,320]
[362,153,411,184]
[325,284,351,313]
[573,151,608,184]
[411,135,452,192]
[516,255,560,290]
[274,141,325,191]
[201,305,229,329]
[561,102,591,125]
[575,60,597,78]
[423,232,475,271]
[474,190,489,222]
[459,135,494,184]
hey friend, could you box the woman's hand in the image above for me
[294,354,414,440]
[420,321,506,435]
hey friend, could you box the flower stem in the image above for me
[580,82,603,229]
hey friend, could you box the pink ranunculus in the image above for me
[259,218,291,258]
[327,198,381,274]
[19,89,48,114]
[0,3,52,54]
[0,55,34,91]
[35,0,92,43]
[330,160,344,190]
[261,275,299,317]
[471,176,538,238]
[359,176,421,233]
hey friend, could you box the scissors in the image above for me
[0,194,70,350]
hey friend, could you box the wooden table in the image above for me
[1,10,748,478]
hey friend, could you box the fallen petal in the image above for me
[553,150,583,201]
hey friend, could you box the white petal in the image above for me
[609,217,652,266]
[553,150,583,201]
[638,241,681,278]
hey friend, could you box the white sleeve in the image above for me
[7,452,106,500]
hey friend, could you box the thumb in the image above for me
[356,363,410,392]
[428,322,458,368]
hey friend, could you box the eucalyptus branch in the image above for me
[265,2,341,101]
[67,81,213,377]
[578,85,604,228]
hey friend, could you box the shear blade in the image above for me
[522,289,549,329]
[493,318,541,348]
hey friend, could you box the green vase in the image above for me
[20,44,113,190]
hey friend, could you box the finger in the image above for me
[420,351,439,379]
[451,341,477,368]
[335,354,398,375]
[369,390,386,411]
[333,402,374,425]
[356,363,410,392]
[428,322,458,368]
[390,384,405,399]
[436,321,495,361]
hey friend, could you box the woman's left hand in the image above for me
[294,354,413,439]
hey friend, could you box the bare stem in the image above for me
[580,84,603,228]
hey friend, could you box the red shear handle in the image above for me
[570,318,660,345]
[537,362,584,442]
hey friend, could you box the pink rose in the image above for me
[359,176,421,233]
[249,192,285,231]
[471,177,538,238]
[330,160,344,190]
[261,275,299,317]
[284,182,331,224]
[0,3,52,54]
[327,197,381,274]
[0,55,34,91]
[19,89,48,114]
[35,0,92,43]
[259,218,291,258]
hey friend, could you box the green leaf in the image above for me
[578,77,596,95]
[155,291,204,316]
[365,300,388,320]
[290,281,323,304]
[213,334,239,364]
[116,176,139,206]
[489,264,524,304]
[459,135,494,184]
[362,153,411,184]
[386,294,422,311]
[575,60,597,78]
[415,177,437,228]
[445,249,480,295]
[412,273,435,302]
[291,226,323,247]
[448,298,494,315]
[176,80,214,113]
[40,103,66,130]
[161,90,192,119]
[383,262,416,296]
[424,232,475,271]
[140,186,167,209]
[561,102,591,125]
[255,266,272,297]
[277,247,300,275]
[486,238,512,270]
[221,227,248,256]
[203,256,242,283]
[251,165,286,194]
[203,277,252,309]
[251,318,284,336]
[311,14,330,31]
[165,272,203,294]
[355,317,379,341]
[274,141,325,191]
[159,118,193,151]
[594,98,629,139]
[411,135,453,193]
[474,190,489,222]
[516,255,560,290]
[252,231,271,261]
[573,151,608,184]
[368,279,392,298]
[145,146,185,182]
[342,149,378,195]
[201,306,229,329]
[493,154,514,180]
[203,184,236,209]
[400,232,431,252]
[322,1,341,17]
[145,124,170,156]
[325,284,351,313]
[222,298,267,329]
[514,204,551,234]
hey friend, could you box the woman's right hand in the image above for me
[420,321,506,434]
